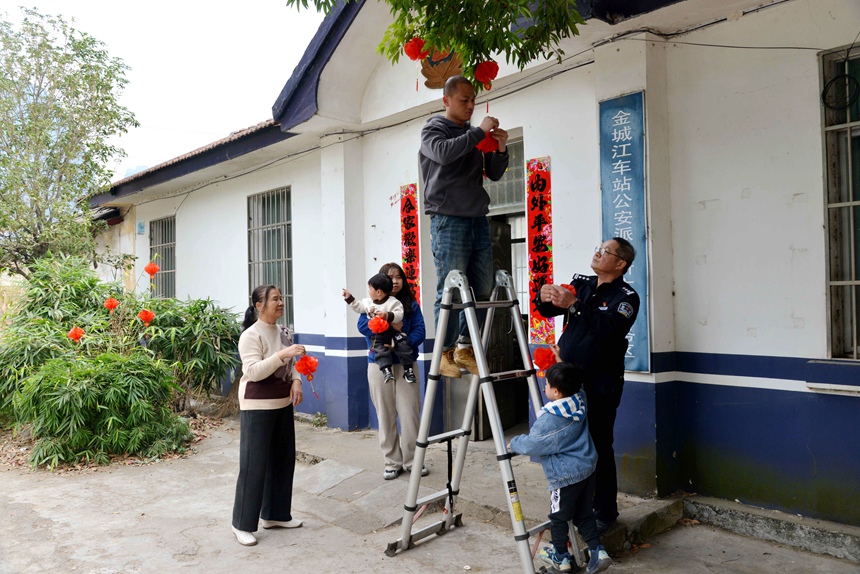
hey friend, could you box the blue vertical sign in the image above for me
[599,92,649,372]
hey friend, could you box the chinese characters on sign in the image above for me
[599,92,649,372]
[400,183,421,302]
[526,157,554,344]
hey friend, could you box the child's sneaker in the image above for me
[586,545,611,574]
[539,546,571,572]
[404,367,417,383]
[382,367,395,383]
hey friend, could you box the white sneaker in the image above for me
[260,518,303,529]
[232,526,257,546]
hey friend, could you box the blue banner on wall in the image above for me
[599,91,649,372]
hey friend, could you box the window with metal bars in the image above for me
[485,140,528,309]
[149,216,176,299]
[247,187,293,328]
[823,46,860,359]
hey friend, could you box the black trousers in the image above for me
[372,328,414,370]
[549,472,601,553]
[585,377,624,524]
[232,405,296,532]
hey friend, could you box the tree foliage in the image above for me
[0,8,137,278]
[285,0,584,87]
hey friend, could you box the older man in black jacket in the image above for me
[536,237,640,532]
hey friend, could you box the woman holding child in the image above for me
[357,262,426,480]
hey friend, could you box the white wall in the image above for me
[666,0,860,358]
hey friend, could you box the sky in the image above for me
[0,1,324,179]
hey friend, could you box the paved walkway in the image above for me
[1,416,858,573]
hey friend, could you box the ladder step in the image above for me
[527,520,551,537]
[487,369,534,381]
[448,300,517,310]
[415,489,455,508]
[424,428,470,446]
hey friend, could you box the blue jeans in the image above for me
[430,215,494,349]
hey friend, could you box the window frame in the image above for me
[247,187,294,329]
[149,216,176,299]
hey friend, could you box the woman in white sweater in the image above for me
[231,285,306,546]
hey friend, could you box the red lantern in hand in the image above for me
[144,261,160,280]
[533,346,557,378]
[296,355,321,400]
[138,309,155,327]
[562,284,577,297]
[476,132,499,153]
[104,297,119,314]
[368,316,390,334]
[474,60,499,90]
[404,37,429,61]
[68,326,84,343]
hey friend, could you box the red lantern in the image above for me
[67,326,85,343]
[562,284,577,297]
[476,132,499,153]
[368,316,390,334]
[138,309,155,327]
[296,355,321,400]
[474,60,499,90]
[144,261,160,279]
[104,297,119,314]
[533,346,557,378]
[403,37,429,61]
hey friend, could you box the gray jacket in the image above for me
[419,115,509,217]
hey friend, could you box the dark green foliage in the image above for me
[144,297,242,410]
[13,353,190,469]
[0,254,240,469]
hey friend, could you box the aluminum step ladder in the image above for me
[384,269,587,573]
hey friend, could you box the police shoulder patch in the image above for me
[617,302,634,318]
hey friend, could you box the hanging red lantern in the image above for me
[368,316,390,334]
[144,261,160,279]
[474,60,499,90]
[67,326,85,343]
[104,297,119,314]
[403,37,429,61]
[562,284,577,297]
[476,132,499,153]
[296,355,321,400]
[138,309,155,327]
[533,346,557,378]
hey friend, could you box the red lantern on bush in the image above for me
[144,261,160,280]
[404,37,429,61]
[296,355,321,400]
[533,346,557,378]
[138,309,155,327]
[104,297,119,314]
[474,60,499,90]
[67,326,84,343]
[368,316,390,334]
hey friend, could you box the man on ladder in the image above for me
[419,74,509,377]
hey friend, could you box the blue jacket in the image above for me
[508,392,597,490]
[357,300,425,363]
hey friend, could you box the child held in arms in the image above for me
[343,273,417,384]
[508,359,612,574]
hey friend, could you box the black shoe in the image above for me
[595,519,617,535]
[382,367,395,383]
[403,367,417,383]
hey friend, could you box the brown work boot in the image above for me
[439,349,462,378]
[453,347,479,376]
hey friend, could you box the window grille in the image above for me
[248,187,293,328]
[823,47,860,359]
[149,216,176,299]
[485,140,528,307]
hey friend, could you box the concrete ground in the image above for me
[1,416,858,574]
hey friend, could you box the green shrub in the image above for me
[144,297,241,410]
[13,353,190,469]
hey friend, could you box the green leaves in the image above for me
[286,0,584,90]
[0,8,138,278]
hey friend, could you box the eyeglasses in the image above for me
[595,245,627,262]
